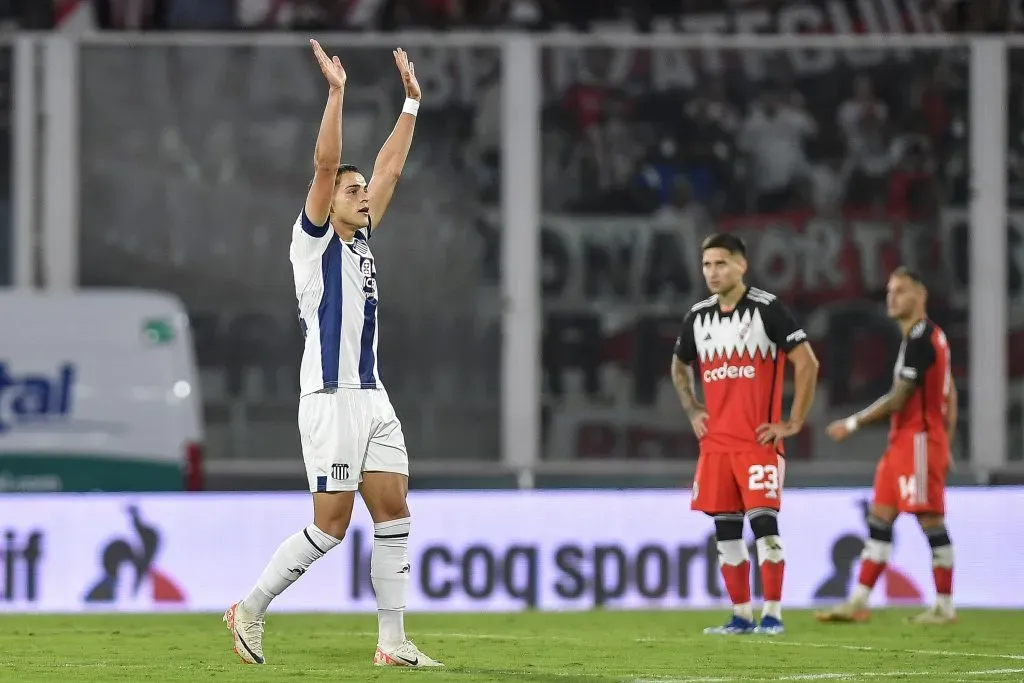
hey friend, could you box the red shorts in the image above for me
[691,449,786,514]
[873,434,949,514]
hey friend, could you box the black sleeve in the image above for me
[673,311,698,364]
[899,327,936,385]
[762,298,808,352]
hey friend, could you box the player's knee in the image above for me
[712,514,748,567]
[747,508,784,563]
[746,508,779,539]
[312,490,356,539]
[374,498,410,522]
[361,472,410,522]
[869,504,897,525]
[921,521,954,567]
[866,514,894,543]
[712,513,744,541]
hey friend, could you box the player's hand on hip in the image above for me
[393,48,421,101]
[689,407,709,439]
[825,419,852,442]
[756,420,800,447]
[310,39,346,90]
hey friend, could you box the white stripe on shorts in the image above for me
[914,432,928,506]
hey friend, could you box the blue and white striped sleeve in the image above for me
[290,209,332,261]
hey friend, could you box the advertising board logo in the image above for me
[813,499,923,604]
[0,363,75,433]
[0,529,43,602]
[84,506,186,604]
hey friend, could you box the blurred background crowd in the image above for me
[2,0,1023,491]
[0,0,1019,32]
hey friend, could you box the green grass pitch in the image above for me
[1,609,1022,682]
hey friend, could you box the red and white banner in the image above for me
[0,488,1020,613]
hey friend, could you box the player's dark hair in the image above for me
[336,164,361,184]
[306,164,363,191]
[701,233,746,257]
[891,266,927,289]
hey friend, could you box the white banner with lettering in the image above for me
[0,488,1020,613]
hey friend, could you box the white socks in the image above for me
[240,524,341,618]
[372,517,412,649]
[237,516,413,648]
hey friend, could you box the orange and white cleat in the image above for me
[815,601,871,623]
[373,640,443,667]
[223,602,266,664]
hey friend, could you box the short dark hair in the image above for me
[891,266,927,289]
[701,233,746,257]
[336,163,361,183]
[307,163,362,191]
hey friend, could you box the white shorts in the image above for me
[298,387,409,493]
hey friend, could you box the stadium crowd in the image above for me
[0,0,1016,32]
[541,51,970,218]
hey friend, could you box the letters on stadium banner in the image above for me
[544,0,947,94]
[0,489,1020,613]
[528,207,1024,459]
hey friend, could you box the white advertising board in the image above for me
[0,488,1020,612]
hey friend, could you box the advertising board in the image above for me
[1,488,1020,612]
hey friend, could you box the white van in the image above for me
[0,289,204,492]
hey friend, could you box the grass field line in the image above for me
[335,630,1024,664]
[337,630,582,642]
[752,639,1024,662]
[631,667,1024,682]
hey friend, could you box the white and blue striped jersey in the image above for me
[290,210,381,396]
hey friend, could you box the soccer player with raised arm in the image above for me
[223,41,442,668]
[671,234,819,636]
[816,267,958,626]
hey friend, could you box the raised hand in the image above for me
[393,47,421,102]
[310,39,346,90]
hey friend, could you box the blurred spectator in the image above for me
[576,91,645,212]
[809,157,844,215]
[888,134,941,218]
[736,87,816,213]
[651,175,710,234]
[634,137,684,213]
[470,61,501,203]
[837,76,892,209]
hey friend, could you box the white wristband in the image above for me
[402,98,420,117]
[844,416,860,433]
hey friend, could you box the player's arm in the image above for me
[670,357,702,415]
[304,40,346,233]
[946,379,958,444]
[785,342,820,430]
[671,313,708,438]
[833,327,936,438]
[844,378,918,430]
[757,298,819,445]
[367,48,421,232]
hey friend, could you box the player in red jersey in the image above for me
[816,267,958,625]
[672,234,820,636]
